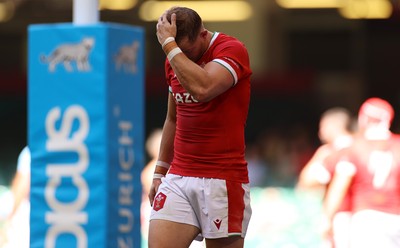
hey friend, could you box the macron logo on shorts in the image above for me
[213,218,222,230]
[153,192,167,211]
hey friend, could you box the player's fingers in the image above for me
[160,12,167,23]
[170,13,176,26]
[149,179,163,206]
[159,12,166,22]
[149,191,155,206]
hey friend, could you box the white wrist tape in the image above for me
[156,160,171,169]
[162,37,175,48]
[167,47,182,61]
[153,173,165,179]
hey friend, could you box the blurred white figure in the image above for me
[246,144,268,188]
[2,146,30,248]
[141,129,163,200]
[141,129,163,248]
[0,185,13,246]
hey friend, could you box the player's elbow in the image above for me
[193,95,210,103]
[191,84,222,102]
[191,89,213,102]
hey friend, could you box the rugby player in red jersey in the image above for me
[298,107,354,190]
[323,97,400,248]
[297,108,354,248]
[148,6,252,248]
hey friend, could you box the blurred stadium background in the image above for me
[1,0,400,246]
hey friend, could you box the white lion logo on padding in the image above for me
[40,37,95,72]
[114,41,139,74]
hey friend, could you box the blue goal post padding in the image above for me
[28,23,145,248]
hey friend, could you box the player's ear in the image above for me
[200,30,208,39]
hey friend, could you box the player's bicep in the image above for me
[323,171,352,218]
[203,61,235,97]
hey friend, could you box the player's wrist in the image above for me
[162,39,177,54]
[167,47,182,61]
[162,37,175,49]
[156,160,170,169]
[153,160,170,177]
[153,173,165,179]
[162,39,182,61]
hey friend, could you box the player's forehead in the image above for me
[178,36,198,50]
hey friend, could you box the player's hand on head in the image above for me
[156,11,177,46]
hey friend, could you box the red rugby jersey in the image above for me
[165,32,252,183]
[338,135,400,214]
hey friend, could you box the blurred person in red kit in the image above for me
[297,107,355,247]
[322,97,400,248]
[297,107,354,190]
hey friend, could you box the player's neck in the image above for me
[205,31,213,47]
[198,31,214,59]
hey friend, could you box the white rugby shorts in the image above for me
[150,173,252,240]
[350,209,400,248]
[332,211,352,248]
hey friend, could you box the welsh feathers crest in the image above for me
[40,37,95,73]
[114,41,140,74]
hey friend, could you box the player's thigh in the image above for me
[148,219,200,248]
[205,236,244,248]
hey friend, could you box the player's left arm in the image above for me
[322,160,355,221]
[320,161,354,238]
[297,145,332,190]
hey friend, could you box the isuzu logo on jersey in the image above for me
[173,92,199,104]
[169,77,199,104]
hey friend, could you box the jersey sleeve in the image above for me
[212,40,251,86]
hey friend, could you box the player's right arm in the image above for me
[149,93,176,206]
[156,13,236,103]
[297,145,332,190]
